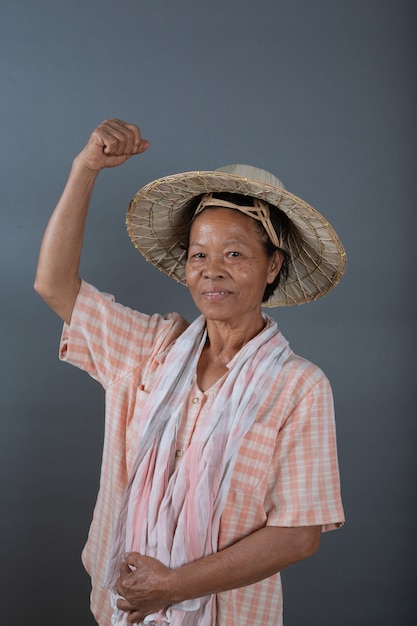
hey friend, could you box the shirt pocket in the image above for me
[230,422,277,493]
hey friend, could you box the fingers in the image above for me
[115,563,132,597]
[115,553,171,621]
[115,591,147,624]
[92,119,150,160]
[116,599,144,624]
[116,596,133,611]
[127,610,145,624]
[124,551,142,567]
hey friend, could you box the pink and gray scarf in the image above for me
[104,314,290,625]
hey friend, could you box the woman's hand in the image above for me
[76,118,150,172]
[116,553,176,624]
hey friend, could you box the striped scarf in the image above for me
[105,314,290,625]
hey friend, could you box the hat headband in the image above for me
[194,193,282,248]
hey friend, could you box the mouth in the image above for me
[201,290,231,300]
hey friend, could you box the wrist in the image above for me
[167,567,190,605]
[72,153,102,178]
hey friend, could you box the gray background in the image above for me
[0,1,415,624]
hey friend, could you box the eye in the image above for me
[188,251,205,260]
[228,251,241,257]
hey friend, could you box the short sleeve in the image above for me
[59,281,188,389]
[265,372,344,532]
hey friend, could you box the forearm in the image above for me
[170,525,321,603]
[117,524,321,621]
[34,157,98,323]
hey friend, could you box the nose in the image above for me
[202,255,225,279]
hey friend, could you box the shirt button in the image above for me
[192,397,200,405]
[175,449,184,458]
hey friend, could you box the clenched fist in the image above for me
[115,552,178,623]
[76,118,150,172]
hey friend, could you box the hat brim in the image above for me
[126,170,346,306]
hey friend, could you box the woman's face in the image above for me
[185,208,282,326]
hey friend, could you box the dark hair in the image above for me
[177,192,292,303]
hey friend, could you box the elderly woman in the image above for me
[35,119,346,626]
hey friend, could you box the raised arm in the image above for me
[34,119,149,324]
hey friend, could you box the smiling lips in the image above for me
[202,289,231,298]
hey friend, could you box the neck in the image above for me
[205,315,266,360]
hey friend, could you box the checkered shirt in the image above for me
[60,281,344,626]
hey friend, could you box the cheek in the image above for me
[235,259,267,280]
[185,261,198,285]
[232,264,268,296]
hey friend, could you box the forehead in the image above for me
[190,207,260,236]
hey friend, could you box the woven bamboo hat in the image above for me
[126,164,346,306]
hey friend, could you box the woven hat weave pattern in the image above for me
[126,165,346,306]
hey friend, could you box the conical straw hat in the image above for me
[126,164,346,306]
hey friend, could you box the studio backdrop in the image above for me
[0,1,415,625]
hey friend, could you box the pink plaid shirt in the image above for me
[60,281,344,626]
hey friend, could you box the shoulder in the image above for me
[262,346,333,421]
[282,350,329,387]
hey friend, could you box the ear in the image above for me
[267,250,284,284]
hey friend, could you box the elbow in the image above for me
[33,273,80,325]
[298,526,321,560]
[34,273,55,304]
[34,273,47,300]
[34,273,42,296]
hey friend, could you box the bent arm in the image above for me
[172,524,321,598]
[34,119,149,324]
[116,525,321,622]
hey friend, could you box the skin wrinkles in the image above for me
[185,207,283,342]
